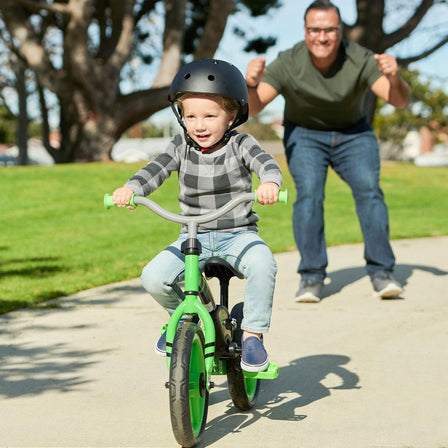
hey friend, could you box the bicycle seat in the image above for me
[204,257,244,282]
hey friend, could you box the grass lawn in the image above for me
[1,157,447,314]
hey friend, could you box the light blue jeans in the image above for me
[283,120,396,282]
[141,231,277,334]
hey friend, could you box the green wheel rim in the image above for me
[189,332,207,436]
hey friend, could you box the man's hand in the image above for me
[246,57,267,87]
[372,53,409,109]
[374,53,398,78]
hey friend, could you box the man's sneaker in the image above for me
[241,336,269,372]
[372,274,404,298]
[295,280,323,303]
[155,330,167,356]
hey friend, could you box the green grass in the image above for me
[0,158,447,314]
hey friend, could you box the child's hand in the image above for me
[256,182,279,205]
[112,187,135,209]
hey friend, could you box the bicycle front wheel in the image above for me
[227,302,260,410]
[169,322,208,448]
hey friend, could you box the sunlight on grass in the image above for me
[0,159,447,313]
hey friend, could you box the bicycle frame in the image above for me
[104,190,287,390]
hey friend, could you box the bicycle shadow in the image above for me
[204,354,359,445]
[321,263,447,300]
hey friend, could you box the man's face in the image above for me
[304,7,342,65]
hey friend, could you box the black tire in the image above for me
[227,302,260,411]
[169,322,208,447]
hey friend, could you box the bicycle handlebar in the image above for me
[104,189,288,228]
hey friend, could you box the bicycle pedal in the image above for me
[243,362,279,380]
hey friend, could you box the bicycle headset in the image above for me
[168,59,249,151]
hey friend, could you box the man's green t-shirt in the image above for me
[262,40,382,130]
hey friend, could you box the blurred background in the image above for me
[1,0,447,167]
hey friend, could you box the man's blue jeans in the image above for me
[140,231,277,334]
[283,121,396,282]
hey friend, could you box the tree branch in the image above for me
[115,87,171,136]
[134,0,158,26]
[397,35,448,66]
[383,0,435,49]
[107,0,135,73]
[16,0,70,15]
[2,0,61,91]
[193,0,235,60]
[63,0,99,109]
[150,0,187,88]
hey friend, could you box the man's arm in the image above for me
[371,53,410,109]
[246,57,280,116]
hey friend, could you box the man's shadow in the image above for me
[322,263,447,299]
[204,354,359,445]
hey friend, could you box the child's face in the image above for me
[182,96,236,149]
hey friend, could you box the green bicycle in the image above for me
[104,189,287,447]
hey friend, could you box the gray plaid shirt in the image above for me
[124,131,283,233]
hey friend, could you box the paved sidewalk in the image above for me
[1,237,447,448]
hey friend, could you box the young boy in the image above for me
[112,59,282,372]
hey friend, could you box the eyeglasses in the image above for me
[306,26,340,37]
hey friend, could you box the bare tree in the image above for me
[0,0,280,162]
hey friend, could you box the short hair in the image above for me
[176,93,238,117]
[304,0,342,23]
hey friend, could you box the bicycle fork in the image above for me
[164,237,216,392]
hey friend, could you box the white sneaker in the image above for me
[295,280,323,303]
[372,274,404,298]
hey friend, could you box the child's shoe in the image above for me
[241,336,269,372]
[155,330,167,356]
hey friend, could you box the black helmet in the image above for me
[168,59,249,147]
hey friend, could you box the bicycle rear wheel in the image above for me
[169,322,208,448]
[227,302,260,410]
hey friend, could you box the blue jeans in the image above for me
[140,231,277,334]
[283,121,396,281]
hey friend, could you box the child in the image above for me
[112,59,282,372]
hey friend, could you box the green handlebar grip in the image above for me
[278,189,288,204]
[104,194,114,209]
[104,193,137,209]
[254,189,288,204]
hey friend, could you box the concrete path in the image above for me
[1,237,447,448]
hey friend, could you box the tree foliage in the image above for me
[0,104,15,144]
[374,69,448,144]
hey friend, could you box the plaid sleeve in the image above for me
[124,134,183,196]
[237,134,283,187]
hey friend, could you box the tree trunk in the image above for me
[49,100,118,163]
[16,63,28,166]
[74,115,117,162]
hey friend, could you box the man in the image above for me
[245,0,410,302]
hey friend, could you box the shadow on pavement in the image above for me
[0,340,111,398]
[323,263,448,299]
[204,354,359,445]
